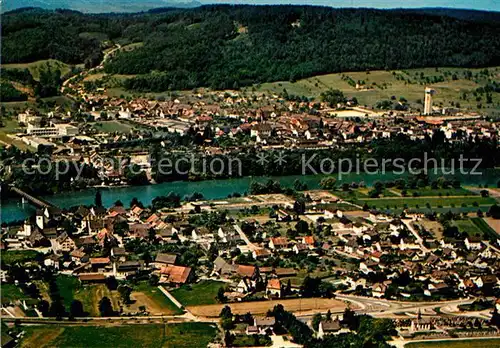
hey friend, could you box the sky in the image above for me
[201,0,500,12]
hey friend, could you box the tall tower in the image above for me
[424,88,435,115]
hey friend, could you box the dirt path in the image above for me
[188,298,349,318]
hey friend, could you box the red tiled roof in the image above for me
[160,265,192,284]
[267,279,281,290]
[236,265,256,278]
[90,257,110,265]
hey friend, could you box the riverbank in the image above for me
[2,169,499,223]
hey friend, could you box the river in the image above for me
[2,169,499,223]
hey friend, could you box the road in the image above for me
[335,294,476,318]
[60,43,121,99]
[402,219,429,252]
[390,335,500,348]
[233,224,258,251]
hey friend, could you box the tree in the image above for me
[295,220,309,235]
[342,307,359,330]
[49,300,66,319]
[142,250,153,266]
[320,89,346,107]
[95,190,103,207]
[293,199,306,215]
[489,204,500,219]
[99,297,114,317]
[38,300,50,316]
[130,197,144,209]
[216,287,227,303]
[220,305,234,330]
[312,313,323,331]
[491,308,500,328]
[114,200,124,206]
[117,285,132,304]
[70,300,85,318]
[320,177,336,190]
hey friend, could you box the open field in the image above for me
[396,188,477,197]
[356,196,496,210]
[3,60,83,80]
[451,219,483,237]
[171,280,225,307]
[187,297,348,317]
[250,67,500,116]
[0,132,34,151]
[419,219,444,240]
[19,323,217,348]
[131,282,183,315]
[73,284,121,316]
[0,250,40,265]
[1,284,29,304]
[483,218,500,234]
[471,218,499,239]
[405,338,500,348]
[56,276,80,309]
[92,120,135,133]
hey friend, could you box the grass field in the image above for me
[249,66,500,116]
[1,284,28,304]
[356,196,496,210]
[20,323,217,348]
[92,120,135,133]
[398,188,476,197]
[451,219,483,237]
[3,60,83,81]
[188,297,348,317]
[471,218,499,240]
[131,282,183,315]
[73,284,121,316]
[405,338,500,348]
[1,250,40,265]
[55,276,81,308]
[171,280,225,307]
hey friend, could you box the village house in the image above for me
[317,318,341,339]
[159,265,193,286]
[266,278,282,298]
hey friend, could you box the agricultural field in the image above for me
[55,275,81,308]
[188,297,348,317]
[19,323,217,348]
[171,280,226,307]
[356,196,496,210]
[131,282,183,315]
[419,219,445,240]
[395,188,477,197]
[73,284,121,316]
[471,218,499,239]
[483,218,500,235]
[405,338,500,348]
[0,250,40,266]
[250,66,500,116]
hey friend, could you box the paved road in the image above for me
[233,224,258,251]
[334,294,476,317]
[390,335,500,348]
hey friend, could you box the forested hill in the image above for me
[3,6,500,91]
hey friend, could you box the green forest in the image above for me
[2,6,500,91]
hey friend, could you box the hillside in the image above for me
[1,0,201,13]
[2,6,500,92]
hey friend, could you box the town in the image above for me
[1,4,500,348]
